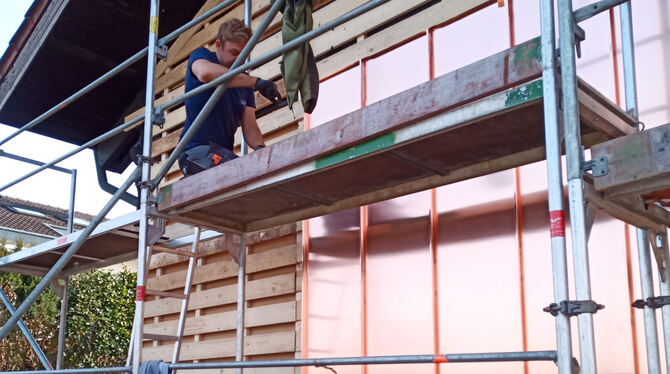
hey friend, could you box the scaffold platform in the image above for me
[0,211,146,276]
[157,39,637,233]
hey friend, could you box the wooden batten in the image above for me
[140,0,496,368]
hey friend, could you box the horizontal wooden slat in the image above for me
[143,331,295,361]
[147,244,296,291]
[149,223,298,269]
[144,301,296,336]
[252,0,433,80]
[144,273,295,317]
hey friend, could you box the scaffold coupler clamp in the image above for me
[136,154,155,166]
[632,296,670,309]
[156,44,169,61]
[152,109,165,128]
[543,300,604,317]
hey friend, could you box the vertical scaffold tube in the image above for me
[556,0,598,372]
[56,277,70,369]
[621,2,669,370]
[236,234,247,374]
[539,1,573,372]
[241,0,252,156]
[133,0,160,372]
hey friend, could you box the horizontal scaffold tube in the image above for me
[170,351,559,369]
[574,0,629,23]
[0,351,558,373]
[0,115,143,193]
[0,0,238,148]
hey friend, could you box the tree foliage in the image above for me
[0,238,136,370]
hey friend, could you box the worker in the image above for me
[178,18,281,176]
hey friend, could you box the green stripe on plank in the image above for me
[315,133,396,170]
[505,80,543,107]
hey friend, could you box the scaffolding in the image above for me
[0,0,667,373]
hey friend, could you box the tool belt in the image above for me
[178,142,238,176]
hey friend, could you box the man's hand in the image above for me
[255,78,281,103]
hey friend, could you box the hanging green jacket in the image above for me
[277,0,319,114]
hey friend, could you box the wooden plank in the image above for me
[144,273,295,317]
[146,244,296,291]
[144,301,296,336]
[577,80,636,138]
[156,60,189,95]
[254,0,489,80]
[149,223,297,269]
[142,331,295,361]
[152,130,181,158]
[592,123,670,195]
[159,38,544,211]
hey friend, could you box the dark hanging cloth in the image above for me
[277,0,319,114]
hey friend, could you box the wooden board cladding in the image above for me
[139,0,496,367]
[142,225,302,368]
[133,0,490,187]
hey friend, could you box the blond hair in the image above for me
[217,18,252,45]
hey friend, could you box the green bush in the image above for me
[0,238,136,370]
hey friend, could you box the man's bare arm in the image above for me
[241,106,265,150]
[191,59,257,87]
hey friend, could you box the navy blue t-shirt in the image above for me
[181,48,255,151]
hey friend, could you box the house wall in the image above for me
[304,1,670,374]
[136,0,670,373]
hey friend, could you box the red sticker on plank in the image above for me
[57,237,68,245]
[136,286,146,301]
[433,355,448,363]
[549,210,565,237]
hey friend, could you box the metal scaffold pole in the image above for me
[539,0,573,372]
[132,0,160,372]
[620,2,670,370]
[556,0,598,372]
[56,277,70,370]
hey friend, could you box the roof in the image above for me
[0,194,94,238]
[0,0,207,172]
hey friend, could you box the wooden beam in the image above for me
[143,331,295,361]
[143,301,296,336]
[591,123,670,195]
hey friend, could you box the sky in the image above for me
[0,1,136,218]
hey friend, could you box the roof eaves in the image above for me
[0,0,69,110]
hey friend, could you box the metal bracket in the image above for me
[156,45,169,61]
[632,296,670,309]
[647,230,670,282]
[152,110,165,128]
[583,156,608,177]
[574,23,585,58]
[136,180,155,190]
[147,218,166,247]
[136,154,155,165]
[543,300,605,317]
